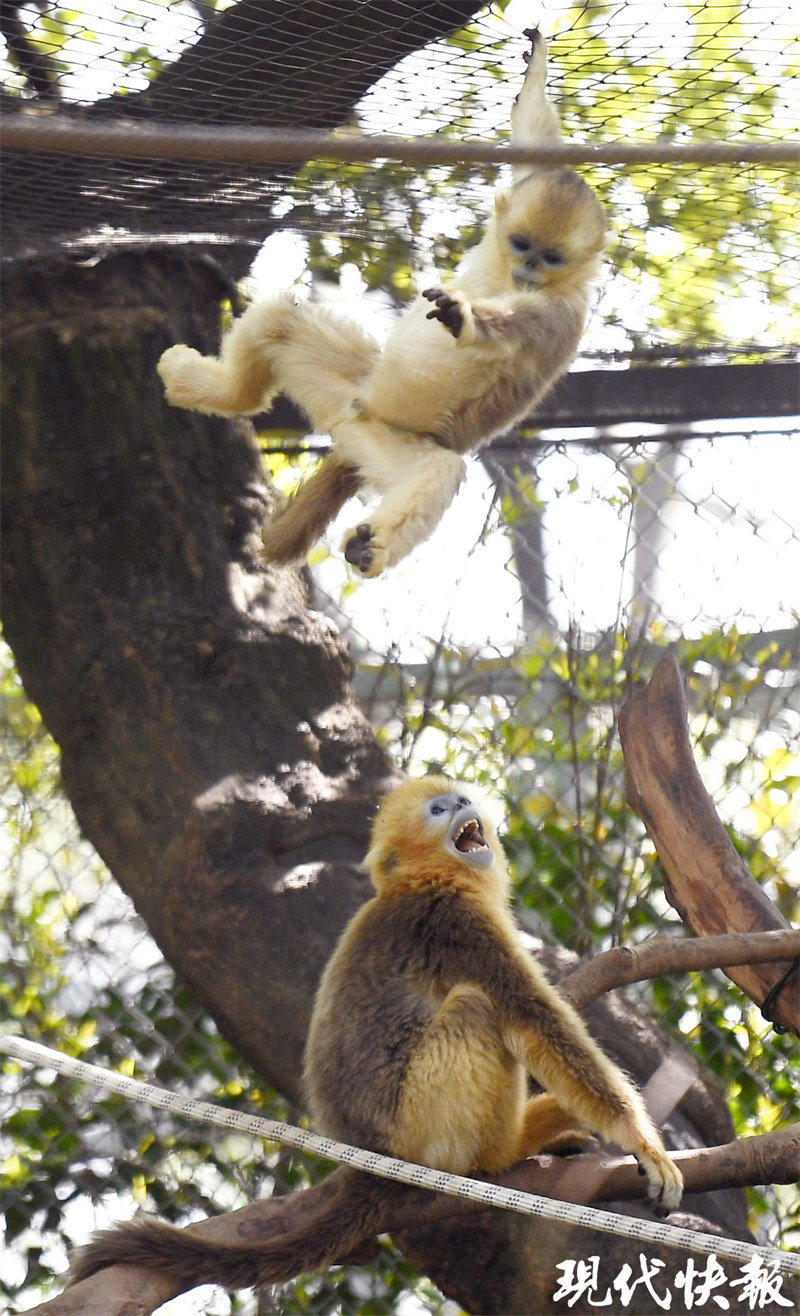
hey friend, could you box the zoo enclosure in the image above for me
[2,0,799,1310]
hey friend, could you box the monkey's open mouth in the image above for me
[452,816,489,854]
[446,807,494,866]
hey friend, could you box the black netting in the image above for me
[2,0,798,354]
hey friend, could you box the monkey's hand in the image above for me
[634,1143,684,1218]
[422,288,476,344]
[343,522,388,578]
[521,28,542,60]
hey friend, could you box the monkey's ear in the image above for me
[494,185,512,218]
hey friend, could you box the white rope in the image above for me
[2,1033,798,1278]
[2,117,799,168]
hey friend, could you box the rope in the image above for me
[2,118,799,168]
[2,1033,798,1277]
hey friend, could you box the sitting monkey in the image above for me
[69,777,682,1298]
[305,777,683,1195]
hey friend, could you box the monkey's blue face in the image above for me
[424,792,495,867]
[508,232,565,289]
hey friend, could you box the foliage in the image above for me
[3,2,797,344]
[383,621,800,1244]
[278,12,800,347]
[2,3,799,1308]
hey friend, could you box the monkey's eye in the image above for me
[457,796,472,809]
[425,795,456,822]
[541,248,565,267]
[508,233,533,255]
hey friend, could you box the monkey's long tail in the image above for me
[69,1169,406,1292]
[260,453,363,565]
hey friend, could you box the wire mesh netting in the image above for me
[2,0,799,1312]
[2,0,799,359]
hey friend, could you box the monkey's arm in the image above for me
[427,903,683,1213]
[511,30,562,184]
[423,287,580,352]
[501,974,683,1213]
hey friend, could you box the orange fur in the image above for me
[305,777,683,1209]
[67,775,683,1298]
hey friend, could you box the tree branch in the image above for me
[34,1126,800,1316]
[0,1,60,101]
[618,652,799,1034]
[561,929,800,1011]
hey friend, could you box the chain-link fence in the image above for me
[2,0,799,1311]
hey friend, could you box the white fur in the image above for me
[157,34,606,577]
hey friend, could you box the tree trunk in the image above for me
[0,252,396,1100]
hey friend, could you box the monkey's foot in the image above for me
[342,523,388,578]
[422,287,467,340]
[635,1149,684,1218]
[157,344,214,410]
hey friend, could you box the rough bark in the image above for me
[619,653,799,1035]
[3,2,793,1293]
[0,257,779,1305]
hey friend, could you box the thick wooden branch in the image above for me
[2,1,484,257]
[561,929,800,1011]
[618,653,799,1035]
[34,1126,800,1316]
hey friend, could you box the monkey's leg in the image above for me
[263,301,381,433]
[157,296,301,416]
[335,422,466,577]
[393,985,527,1175]
[510,29,562,185]
[520,1092,594,1155]
[158,297,380,424]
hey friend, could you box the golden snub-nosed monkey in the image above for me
[158,31,606,576]
[69,777,682,1297]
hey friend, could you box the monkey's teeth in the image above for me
[454,818,489,853]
